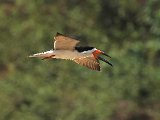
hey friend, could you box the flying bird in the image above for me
[29,33,112,71]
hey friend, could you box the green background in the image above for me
[0,0,160,120]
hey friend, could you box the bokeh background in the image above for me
[0,0,160,120]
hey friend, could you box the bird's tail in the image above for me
[29,50,55,59]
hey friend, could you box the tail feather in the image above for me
[29,50,54,59]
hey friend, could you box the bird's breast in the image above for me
[53,50,93,60]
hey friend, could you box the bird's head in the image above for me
[92,48,113,66]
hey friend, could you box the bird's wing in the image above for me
[73,57,100,71]
[54,33,80,50]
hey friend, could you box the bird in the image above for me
[29,32,112,71]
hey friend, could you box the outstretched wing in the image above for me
[54,33,80,50]
[73,57,100,71]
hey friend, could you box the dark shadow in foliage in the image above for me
[97,0,151,43]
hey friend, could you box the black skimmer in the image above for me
[29,33,112,71]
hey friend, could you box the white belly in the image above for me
[53,50,93,60]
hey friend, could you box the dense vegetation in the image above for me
[0,0,160,120]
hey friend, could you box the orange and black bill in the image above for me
[101,52,111,58]
[98,56,113,66]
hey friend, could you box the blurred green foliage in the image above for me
[0,0,160,120]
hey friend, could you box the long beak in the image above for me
[102,52,111,58]
[98,56,113,67]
